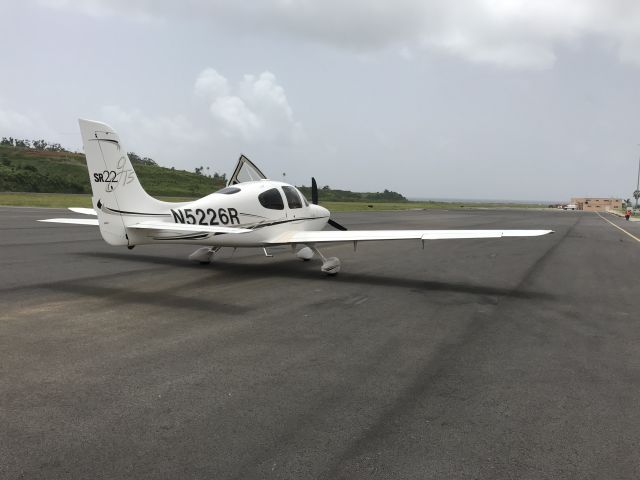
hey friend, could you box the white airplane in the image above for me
[40,119,553,275]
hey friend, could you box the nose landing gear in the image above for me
[188,246,222,264]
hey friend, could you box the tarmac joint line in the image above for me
[596,212,640,243]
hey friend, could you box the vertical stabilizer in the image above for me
[79,119,171,246]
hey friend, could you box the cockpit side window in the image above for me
[282,186,303,209]
[296,188,309,207]
[258,188,285,210]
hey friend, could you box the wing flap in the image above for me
[268,229,553,244]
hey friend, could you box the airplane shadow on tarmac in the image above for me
[76,251,555,302]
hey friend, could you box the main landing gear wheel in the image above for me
[309,246,341,276]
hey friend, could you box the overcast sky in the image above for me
[1,1,640,201]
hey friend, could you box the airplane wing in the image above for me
[268,229,553,244]
[127,222,251,235]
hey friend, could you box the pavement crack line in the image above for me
[315,216,581,479]
[504,214,580,297]
[596,212,640,243]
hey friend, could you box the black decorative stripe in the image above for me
[89,138,120,145]
[152,233,211,241]
[103,205,170,217]
[245,217,324,230]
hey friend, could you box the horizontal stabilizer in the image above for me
[268,229,554,244]
[39,218,99,226]
[69,207,97,215]
[127,222,251,235]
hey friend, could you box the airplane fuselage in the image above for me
[122,180,330,247]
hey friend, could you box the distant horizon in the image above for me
[408,197,563,205]
[408,195,629,205]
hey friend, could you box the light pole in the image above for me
[635,146,640,210]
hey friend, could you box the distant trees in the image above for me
[1,137,66,152]
[194,165,226,182]
[297,184,407,203]
[128,151,157,166]
[212,172,227,182]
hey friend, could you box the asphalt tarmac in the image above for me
[1,206,640,479]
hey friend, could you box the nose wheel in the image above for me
[188,246,221,264]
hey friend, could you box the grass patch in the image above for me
[322,201,546,212]
[0,193,547,211]
[0,192,197,208]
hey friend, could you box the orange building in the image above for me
[571,197,622,212]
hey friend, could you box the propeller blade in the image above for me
[328,218,348,231]
[311,177,318,205]
[312,177,347,230]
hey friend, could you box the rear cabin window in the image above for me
[282,186,303,209]
[258,188,284,210]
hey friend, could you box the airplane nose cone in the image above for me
[311,204,330,218]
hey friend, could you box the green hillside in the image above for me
[0,142,408,202]
[297,185,406,203]
[0,144,226,197]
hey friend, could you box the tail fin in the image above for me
[79,119,170,246]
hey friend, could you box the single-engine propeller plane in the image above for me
[40,119,553,275]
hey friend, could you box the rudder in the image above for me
[79,119,170,246]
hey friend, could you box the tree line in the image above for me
[1,137,67,152]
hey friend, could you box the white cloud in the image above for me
[0,102,58,142]
[194,68,229,100]
[38,0,157,21]
[195,69,303,143]
[97,106,212,167]
[0,108,35,134]
[38,0,640,69]
[100,105,205,144]
[209,96,261,140]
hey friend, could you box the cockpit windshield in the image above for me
[228,155,268,185]
[296,188,309,207]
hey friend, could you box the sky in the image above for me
[1,1,640,201]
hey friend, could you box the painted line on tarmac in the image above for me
[596,212,640,243]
